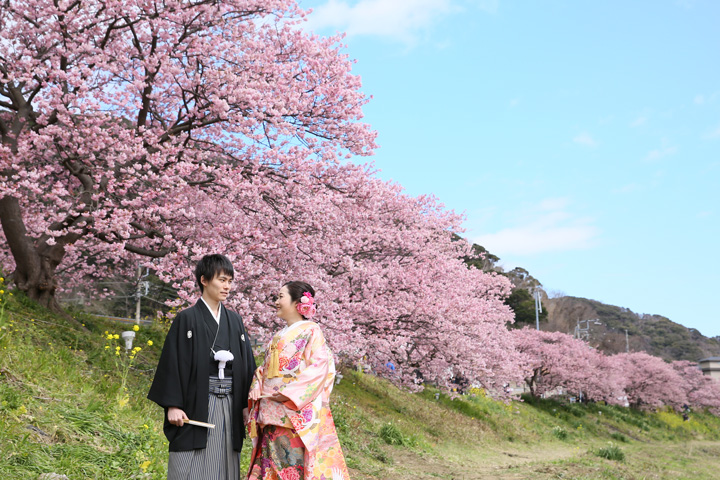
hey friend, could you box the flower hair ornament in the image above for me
[296,291,317,318]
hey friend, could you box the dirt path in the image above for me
[349,440,720,480]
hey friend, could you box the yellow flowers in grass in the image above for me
[103,325,154,408]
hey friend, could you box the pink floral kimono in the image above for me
[247,321,350,480]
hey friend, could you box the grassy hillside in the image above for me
[2,291,720,479]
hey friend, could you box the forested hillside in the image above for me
[469,243,720,362]
[544,296,720,361]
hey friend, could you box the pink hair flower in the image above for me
[296,292,316,318]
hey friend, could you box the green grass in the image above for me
[1,288,720,479]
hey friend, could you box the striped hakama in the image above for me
[168,377,241,480]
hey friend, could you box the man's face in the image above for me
[201,271,233,303]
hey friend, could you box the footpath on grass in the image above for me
[332,371,720,480]
[1,293,719,480]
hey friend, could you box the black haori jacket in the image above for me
[148,300,256,452]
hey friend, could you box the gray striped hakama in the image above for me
[168,377,242,480]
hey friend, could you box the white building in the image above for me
[698,357,720,380]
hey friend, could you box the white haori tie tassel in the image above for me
[214,350,234,380]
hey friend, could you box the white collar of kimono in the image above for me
[279,320,311,337]
[200,297,222,324]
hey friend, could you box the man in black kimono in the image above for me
[148,254,256,479]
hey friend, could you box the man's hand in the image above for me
[168,407,189,427]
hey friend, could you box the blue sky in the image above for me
[300,0,720,339]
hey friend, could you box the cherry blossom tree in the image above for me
[583,353,626,406]
[0,0,519,391]
[513,327,600,399]
[672,360,720,414]
[0,0,375,309]
[612,352,686,410]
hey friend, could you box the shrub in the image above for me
[551,426,568,440]
[379,422,417,447]
[594,442,625,461]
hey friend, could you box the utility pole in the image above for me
[135,266,142,324]
[574,318,601,342]
[534,289,543,330]
[134,266,149,324]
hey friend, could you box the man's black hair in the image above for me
[195,254,235,293]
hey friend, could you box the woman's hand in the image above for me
[248,384,262,401]
[168,407,189,427]
[265,392,290,403]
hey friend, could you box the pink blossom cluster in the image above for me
[0,0,518,394]
[1,0,718,411]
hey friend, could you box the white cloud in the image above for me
[694,94,705,105]
[473,0,499,13]
[509,97,521,107]
[306,0,453,43]
[644,145,678,162]
[573,132,598,147]
[305,0,496,43]
[612,183,642,194]
[473,199,599,256]
[703,124,720,139]
[630,116,647,127]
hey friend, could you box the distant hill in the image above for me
[464,242,720,363]
[543,296,720,362]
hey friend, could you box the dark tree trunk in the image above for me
[0,195,66,312]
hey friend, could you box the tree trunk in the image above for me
[0,195,63,311]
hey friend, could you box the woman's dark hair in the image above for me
[195,254,234,293]
[283,281,316,305]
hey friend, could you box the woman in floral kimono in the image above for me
[246,281,350,480]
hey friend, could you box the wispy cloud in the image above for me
[644,145,678,162]
[305,0,496,43]
[703,124,720,139]
[509,97,521,108]
[573,132,598,147]
[630,116,647,127]
[612,183,642,194]
[474,198,599,256]
[694,92,719,106]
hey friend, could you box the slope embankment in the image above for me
[1,293,719,479]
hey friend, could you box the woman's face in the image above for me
[275,285,297,320]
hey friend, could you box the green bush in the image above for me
[379,422,417,447]
[551,426,568,440]
[594,442,625,461]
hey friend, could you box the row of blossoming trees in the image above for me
[513,328,720,413]
[1,0,718,413]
